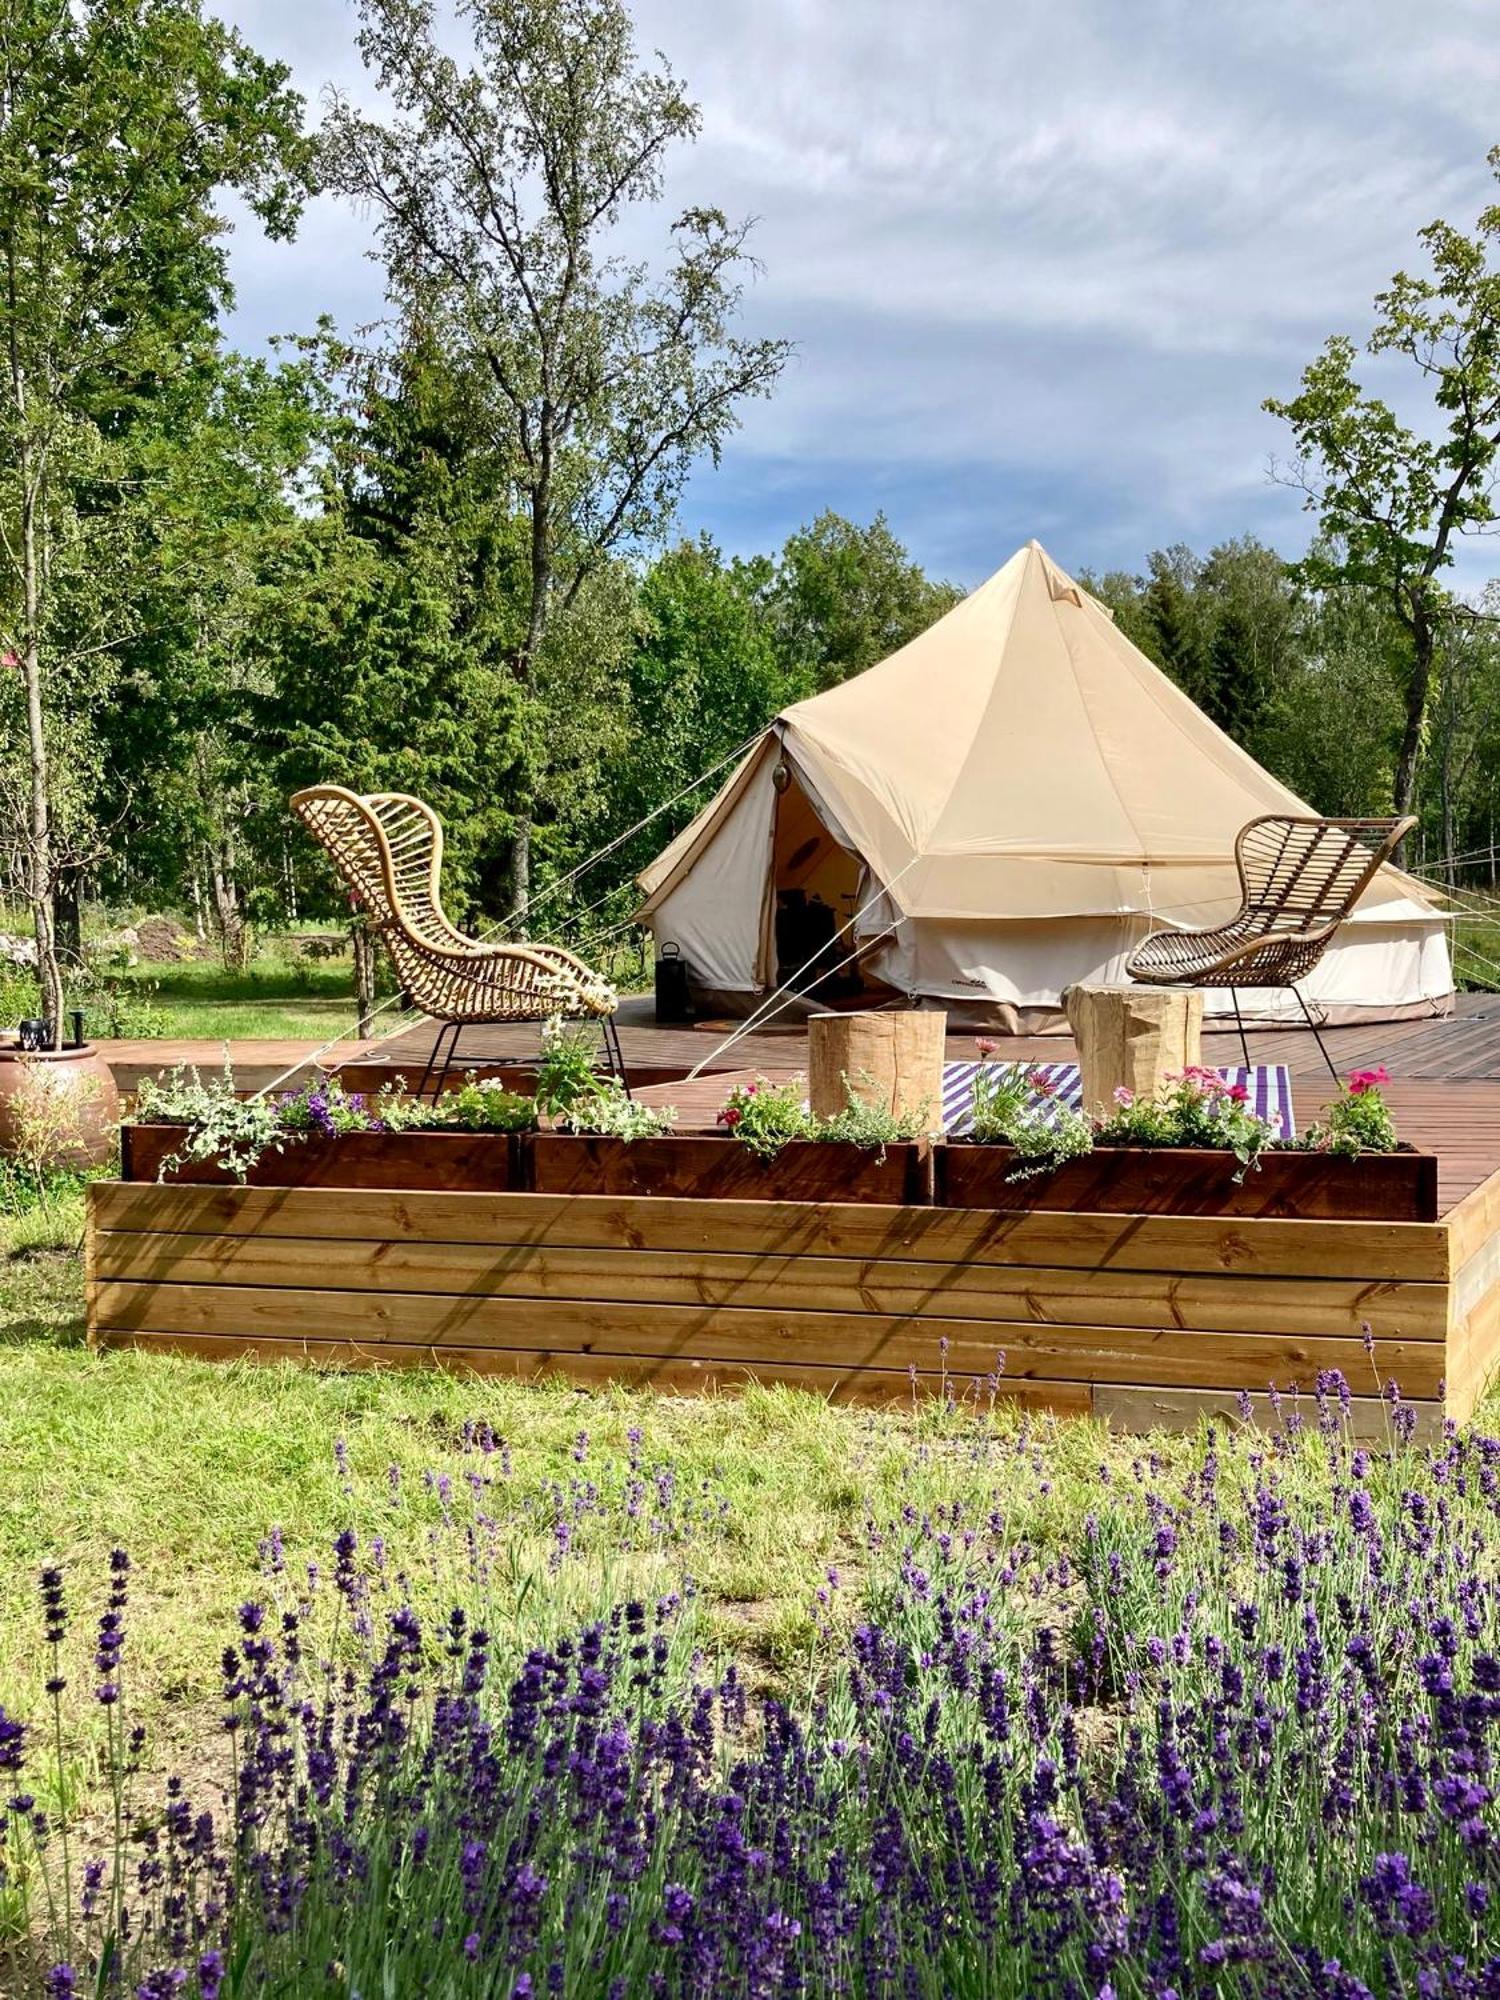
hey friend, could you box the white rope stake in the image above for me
[682,857,921,1083]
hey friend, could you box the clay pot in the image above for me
[0,1042,121,1171]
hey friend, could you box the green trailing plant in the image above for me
[534,1019,609,1122]
[1301,1066,1400,1158]
[557,1081,675,1140]
[716,1076,815,1158]
[1095,1066,1281,1179]
[437,1077,540,1133]
[133,1057,287,1182]
[815,1072,931,1159]
[968,1062,1095,1180]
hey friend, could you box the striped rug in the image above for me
[941,1062,1296,1139]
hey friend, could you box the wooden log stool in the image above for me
[1063,981,1203,1117]
[808,1009,947,1129]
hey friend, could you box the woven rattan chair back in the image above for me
[1229,814,1416,965]
[291,788,460,941]
[1124,813,1417,1078]
[290,785,617,1027]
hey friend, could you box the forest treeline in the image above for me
[4,0,1500,1035]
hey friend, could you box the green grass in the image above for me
[107,953,374,1041]
[1,1213,1496,1844]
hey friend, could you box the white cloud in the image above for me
[218,0,1500,587]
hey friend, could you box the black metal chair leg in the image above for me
[1291,985,1340,1083]
[433,1021,466,1099]
[416,1020,459,1102]
[414,1021,449,1101]
[1228,988,1252,1072]
[602,1015,631,1099]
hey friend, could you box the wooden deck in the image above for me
[86,1172,1499,1435]
[361,992,1500,1220]
[84,992,1500,1431]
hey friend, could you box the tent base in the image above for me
[683,985,1457,1037]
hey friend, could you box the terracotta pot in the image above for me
[0,1042,121,1171]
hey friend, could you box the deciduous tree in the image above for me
[0,0,311,1039]
[322,0,789,914]
[1266,156,1500,821]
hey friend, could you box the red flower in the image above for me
[1346,1066,1389,1096]
[718,1106,741,1128]
[1224,1082,1249,1103]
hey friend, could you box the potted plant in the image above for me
[123,1065,535,1191]
[939,1064,1436,1221]
[528,1071,934,1203]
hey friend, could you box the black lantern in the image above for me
[654,942,692,1024]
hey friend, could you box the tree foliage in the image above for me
[321,0,789,908]
[1266,155,1500,817]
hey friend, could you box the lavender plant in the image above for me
[5,1387,1500,1998]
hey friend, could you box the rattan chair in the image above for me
[1125,814,1417,1077]
[290,785,624,1098]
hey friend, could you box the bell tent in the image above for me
[636,540,1453,1031]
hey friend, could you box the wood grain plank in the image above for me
[86,1328,1092,1412]
[86,1183,1452,1280]
[90,1232,1450,1340]
[88,1281,1446,1395]
[1444,1165,1500,1273]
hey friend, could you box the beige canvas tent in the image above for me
[637,540,1454,1030]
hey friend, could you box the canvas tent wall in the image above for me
[637,541,1454,1031]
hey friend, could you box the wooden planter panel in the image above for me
[939,1144,1439,1223]
[121,1123,519,1193]
[527,1134,932,1204]
[83,1176,1491,1435]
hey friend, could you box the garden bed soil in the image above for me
[937,1141,1439,1222]
[121,1122,520,1192]
[527,1132,934,1203]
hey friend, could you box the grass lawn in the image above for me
[3,1195,1499,1992]
[0,1195,1492,1782]
[108,953,373,1042]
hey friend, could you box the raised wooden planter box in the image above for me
[121,1122,520,1193]
[528,1133,933,1204]
[938,1142,1439,1222]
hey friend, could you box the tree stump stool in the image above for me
[1063,982,1203,1117]
[808,1009,947,1129]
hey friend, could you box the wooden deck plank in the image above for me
[88,1280,1447,1395]
[89,1232,1449,1339]
[88,1183,1452,1280]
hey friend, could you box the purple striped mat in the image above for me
[941,1062,1295,1139]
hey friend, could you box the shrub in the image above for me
[717,1076,814,1157]
[1302,1066,1400,1157]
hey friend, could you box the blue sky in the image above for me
[220,0,1500,592]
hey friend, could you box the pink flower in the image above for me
[1112,1085,1135,1108]
[1224,1082,1249,1104]
[1346,1066,1389,1096]
[1027,1067,1059,1098]
[975,1036,1000,1057]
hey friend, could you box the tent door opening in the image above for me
[768,771,878,1002]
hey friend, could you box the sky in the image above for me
[219,0,1500,592]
